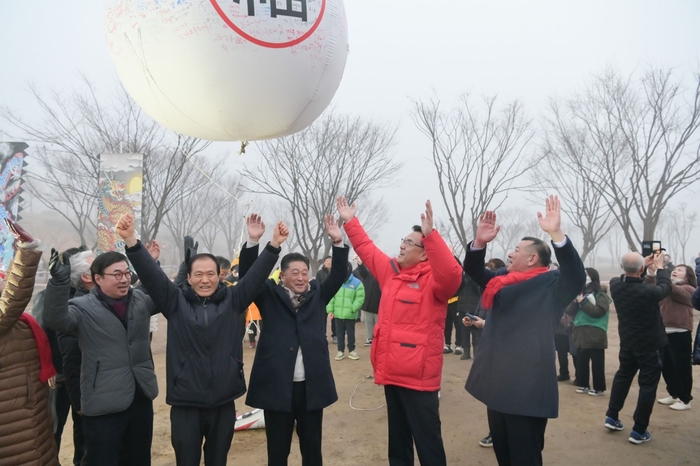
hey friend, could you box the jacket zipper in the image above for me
[201,297,213,406]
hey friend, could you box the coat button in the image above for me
[289,347,294,352]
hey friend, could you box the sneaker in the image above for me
[588,389,605,397]
[348,351,359,360]
[669,401,691,411]
[576,386,590,394]
[443,345,453,354]
[604,417,624,431]
[364,339,372,347]
[657,396,678,405]
[479,435,493,447]
[557,374,571,382]
[628,430,651,444]
[332,336,338,344]
[460,352,472,360]
[334,351,345,361]
[454,346,464,355]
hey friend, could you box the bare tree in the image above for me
[241,112,399,273]
[412,94,537,253]
[491,208,531,261]
[531,100,616,262]
[0,78,213,245]
[663,203,698,265]
[552,67,700,252]
[213,175,250,259]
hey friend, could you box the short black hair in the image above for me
[487,258,506,271]
[281,252,309,272]
[323,255,332,261]
[187,253,220,275]
[215,256,231,272]
[412,225,422,233]
[91,251,129,283]
[521,237,551,267]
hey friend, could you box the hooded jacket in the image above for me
[0,247,59,466]
[326,268,365,320]
[343,217,462,391]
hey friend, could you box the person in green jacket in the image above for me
[327,262,365,361]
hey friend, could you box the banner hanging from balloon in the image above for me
[0,142,28,272]
[97,153,143,255]
[105,0,348,142]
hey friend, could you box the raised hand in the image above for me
[146,239,161,262]
[473,211,501,248]
[184,236,198,264]
[271,221,289,248]
[336,196,357,222]
[4,218,35,244]
[247,213,265,242]
[537,195,564,242]
[420,200,434,236]
[49,247,71,285]
[116,213,138,247]
[325,215,343,244]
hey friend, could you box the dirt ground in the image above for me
[58,312,700,465]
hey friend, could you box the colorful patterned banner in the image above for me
[97,153,143,255]
[0,142,28,272]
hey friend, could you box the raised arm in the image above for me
[320,215,350,303]
[420,200,462,300]
[0,244,42,335]
[337,196,393,287]
[117,214,179,318]
[463,211,500,288]
[43,248,82,333]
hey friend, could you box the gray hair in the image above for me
[70,250,96,289]
[621,252,644,274]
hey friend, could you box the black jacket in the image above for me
[609,270,671,353]
[316,266,330,284]
[448,273,481,317]
[464,238,585,419]
[241,243,348,412]
[354,263,381,314]
[126,240,280,408]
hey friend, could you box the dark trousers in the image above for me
[170,401,237,466]
[555,334,571,377]
[575,348,606,392]
[487,409,547,466]
[264,381,323,466]
[459,324,481,356]
[82,388,153,466]
[606,347,663,434]
[444,309,461,347]
[335,318,356,352]
[51,381,87,465]
[384,385,446,466]
[71,408,87,466]
[662,332,694,404]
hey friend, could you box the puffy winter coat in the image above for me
[343,217,462,391]
[326,275,365,320]
[0,248,59,466]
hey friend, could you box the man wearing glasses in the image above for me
[44,249,160,466]
[337,197,462,466]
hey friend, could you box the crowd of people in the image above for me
[0,195,699,466]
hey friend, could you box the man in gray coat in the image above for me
[44,247,160,466]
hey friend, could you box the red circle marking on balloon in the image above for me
[210,0,326,49]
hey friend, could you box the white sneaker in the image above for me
[576,386,590,394]
[334,351,345,361]
[454,346,464,355]
[657,396,678,405]
[348,351,359,360]
[669,401,691,411]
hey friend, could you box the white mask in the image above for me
[585,276,591,285]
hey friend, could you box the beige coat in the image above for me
[0,247,58,466]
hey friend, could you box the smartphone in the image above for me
[641,240,662,257]
[464,313,478,321]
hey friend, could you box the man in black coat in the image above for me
[239,214,347,466]
[604,251,670,444]
[117,213,287,466]
[463,196,585,466]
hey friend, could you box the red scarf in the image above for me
[481,267,550,310]
[18,313,56,383]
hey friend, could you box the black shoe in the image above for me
[460,352,472,360]
[557,374,570,382]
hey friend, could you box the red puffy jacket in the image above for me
[344,218,462,391]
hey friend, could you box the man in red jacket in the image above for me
[338,197,462,466]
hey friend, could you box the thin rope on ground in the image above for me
[349,375,386,411]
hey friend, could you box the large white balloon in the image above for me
[105,0,348,141]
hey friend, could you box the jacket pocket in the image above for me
[393,287,423,324]
[386,329,429,380]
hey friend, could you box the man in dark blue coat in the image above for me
[463,196,585,466]
[116,213,288,466]
[239,214,347,466]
